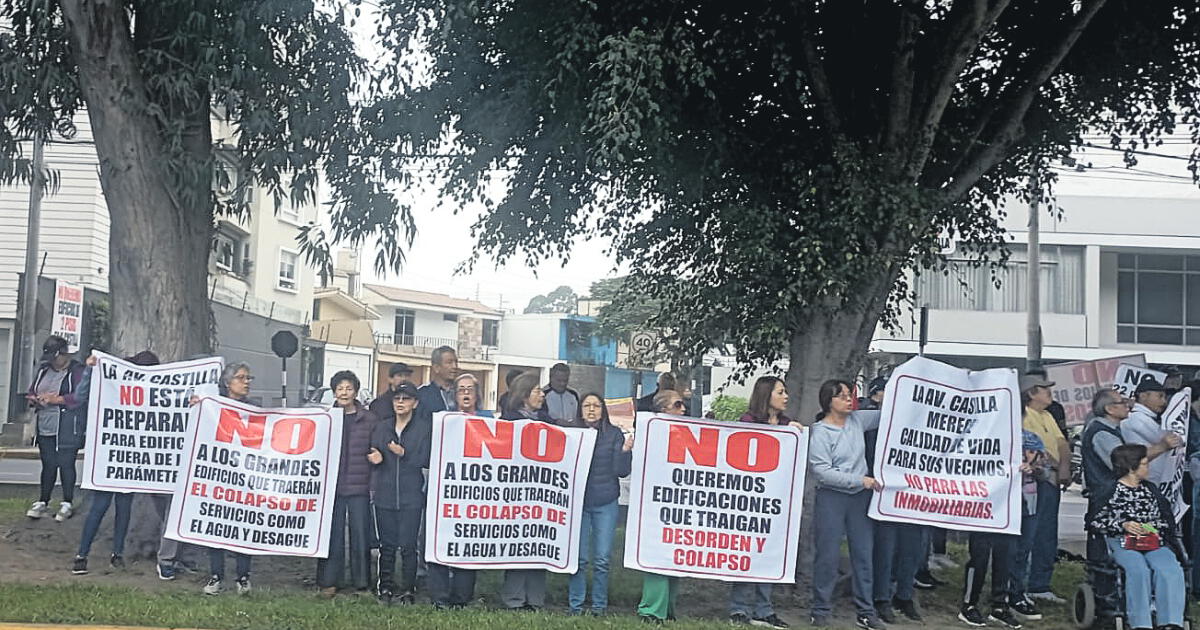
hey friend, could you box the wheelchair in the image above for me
[1072,533,1192,630]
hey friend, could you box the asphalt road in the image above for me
[0,457,83,486]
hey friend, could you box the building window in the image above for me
[213,230,249,276]
[278,205,302,225]
[1117,254,1200,346]
[915,244,1084,314]
[277,249,298,292]
[443,313,459,322]
[394,309,415,345]
[482,319,499,346]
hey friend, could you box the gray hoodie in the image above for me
[809,410,881,494]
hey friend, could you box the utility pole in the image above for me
[1026,161,1043,373]
[9,133,45,436]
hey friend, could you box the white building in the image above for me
[0,111,321,432]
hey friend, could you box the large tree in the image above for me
[1,0,409,361]
[377,0,1200,420]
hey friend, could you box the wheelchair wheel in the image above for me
[1073,583,1097,629]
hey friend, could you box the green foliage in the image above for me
[707,395,748,422]
[524,285,578,314]
[0,0,411,276]
[376,0,1200,378]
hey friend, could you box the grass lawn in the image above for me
[0,500,1095,630]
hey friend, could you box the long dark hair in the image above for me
[573,392,612,431]
[815,379,853,422]
[747,376,784,421]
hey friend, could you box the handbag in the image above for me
[1123,532,1162,552]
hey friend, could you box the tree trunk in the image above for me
[59,0,214,558]
[785,264,898,596]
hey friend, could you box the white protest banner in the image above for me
[1044,354,1147,427]
[51,280,84,353]
[624,413,807,583]
[164,396,343,557]
[425,412,596,573]
[869,356,1022,534]
[83,352,224,493]
[1160,388,1191,523]
[1112,363,1167,398]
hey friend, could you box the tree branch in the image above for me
[944,0,1110,201]
[905,0,1012,181]
[881,2,920,157]
[797,13,842,150]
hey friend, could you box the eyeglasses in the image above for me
[833,392,853,401]
[234,374,255,383]
[456,386,476,393]
[581,402,603,409]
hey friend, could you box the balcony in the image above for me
[373,333,493,362]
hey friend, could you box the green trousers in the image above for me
[637,573,679,620]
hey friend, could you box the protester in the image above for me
[26,335,87,522]
[317,370,377,598]
[1083,389,1179,497]
[496,369,521,418]
[369,362,414,420]
[454,373,491,417]
[1018,373,1071,605]
[637,388,688,624]
[1008,431,1048,621]
[542,363,580,423]
[728,377,799,628]
[808,379,885,630]
[204,362,256,595]
[418,346,459,414]
[1121,376,1177,493]
[563,393,632,616]
[367,383,429,605]
[1087,444,1186,630]
[958,529,1021,627]
[71,350,156,575]
[636,372,676,413]
[1188,384,1200,596]
[498,371,551,610]
[858,376,888,410]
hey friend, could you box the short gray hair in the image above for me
[221,362,252,389]
[1092,388,1121,418]
[455,373,478,388]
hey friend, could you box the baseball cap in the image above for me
[1018,374,1054,393]
[867,377,888,396]
[40,336,70,362]
[389,362,413,377]
[393,383,420,399]
[1134,375,1166,395]
[1022,430,1045,453]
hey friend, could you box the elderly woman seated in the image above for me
[1086,443,1186,630]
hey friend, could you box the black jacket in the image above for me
[582,424,632,507]
[29,360,88,450]
[369,415,431,510]
[336,402,378,496]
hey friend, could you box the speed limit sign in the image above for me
[630,331,655,355]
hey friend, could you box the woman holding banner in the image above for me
[637,388,689,624]
[317,371,378,598]
[808,379,885,630]
[728,377,801,628]
[498,372,552,610]
[567,393,633,616]
[71,351,158,575]
[203,362,256,596]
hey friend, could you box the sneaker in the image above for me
[988,608,1022,629]
[958,606,987,627]
[1026,591,1066,604]
[54,502,73,522]
[377,589,392,606]
[893,598,923,622]
[810,616,831,627]
[109,555,125,570]
[931,553,959,569]
[731,612,752,625]
[71,556,88,575]
[1011,596,1042,620]
[913,569,945,590]
[751,614,790,629]
[318,586,337,599]
[856,615,886,630]
[874,601,896,624]
[26,501,48,519]
[156,563,176,581]
[236,575,250,596]
[396,590,415,605]
[639,615,665,625]
[203,575,222,595]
